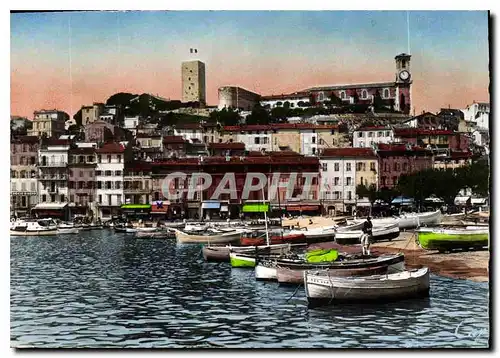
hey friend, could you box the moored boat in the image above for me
[57,222,80,235]
[276,252,405,285]
[348,210,443,230]
[202,243,304,262]
[255,259,278,281]
[175,229,245,244]
[304,267,430,308]
[416,227,489,252]
[229,252,257,268]
[10,219,58,236]
[335,224,400,245]
[240,233,306,246]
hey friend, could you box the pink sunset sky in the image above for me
[11,11,490,119]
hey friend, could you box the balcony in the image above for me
[47,188,59,194]
[39,174,68,180]
[39,161,66,168]
[123,187,150,194]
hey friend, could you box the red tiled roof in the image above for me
[394,128,453,136]
[356,126,392,131]
[376,143,429,152]
[96,142,125,153]
[163,136,187,144]
[151,158,200,166]
[321,148,376,158]
[209,142,246,150]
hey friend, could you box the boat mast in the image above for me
[262,186,270,246]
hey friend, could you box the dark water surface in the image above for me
[11,230,490,348]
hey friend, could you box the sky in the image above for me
[10,10,490,119]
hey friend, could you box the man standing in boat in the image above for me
[361,216,373,256]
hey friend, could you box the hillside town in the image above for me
[10,53,490,223]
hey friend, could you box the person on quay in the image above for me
[361,216,373,256]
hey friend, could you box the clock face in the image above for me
[399,70,410,81]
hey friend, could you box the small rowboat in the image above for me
[417,226,489,252]
[174,229,245,244]
[202,243,305,262]
[304,267,430,308]
[276,253,405,285]
[57,223,80,235]
[335,224,400,245]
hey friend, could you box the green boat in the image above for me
[417,227,489,252]
[229,252,256,268]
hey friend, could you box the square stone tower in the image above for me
[181,60,206,105]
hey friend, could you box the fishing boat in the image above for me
[416,226,489,252]
[288,226,338,242]
[57,222,80,235]
[335,224,400,245]
[10,219,58,236]
[276,252,405,285]
[255,258,279,281]
[229,252,258,268]
[202,243,305,262]
[304,267,430,308]
[349,210,443,230]
[174,229,245,244]
[135,230,174,239]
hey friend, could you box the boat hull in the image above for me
[417,229,489,251]
[255,261,278,281]
[202,243,304,262]
[305,267,430,308]
[335,224,400,245]
[10,230,58,236]
[175,229,242,244]
[57,228,80,234]
[229,253,256,268]
[277,259,405,285]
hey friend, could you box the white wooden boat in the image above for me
[335,224,400,244]
[349,210,443,230]
[174,229,245,244]
[255,259,278,280]
[304,267,430,307]
[10,219,58,236]
[289,226,337,241]
[57,222,80,235]
[202,243,305,262]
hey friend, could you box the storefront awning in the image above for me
[151,201,169,213]
[220,205,229,212]
[33,203,68,210]
[202,201,221,209]
[242,203,269,213]
[121,204,152,210]
[286,205,320,212]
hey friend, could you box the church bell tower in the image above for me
[394,53,412,114]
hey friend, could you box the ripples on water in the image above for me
[10,231,490,348]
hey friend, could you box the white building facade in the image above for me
[353,127,394,148]
[462,101,489,130]
[95,143,125,220]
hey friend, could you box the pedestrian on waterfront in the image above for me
[361,216,373,256]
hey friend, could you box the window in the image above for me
[145,181,149,189]
[360,177,364,185]
[70,195,74,202]
[254,137,260,144]
[108,194,112,205]
[312,136,316,144]
[322,163,327,171]
[115,170,122,176]
[312,147,316,155]
[50,194,56,202]
[87,155,94,162]
[42,194,46,202]
[378,131,383,137]
[78,181,85,189]
[263,137,268,144]
[107,155,111,163]
[346,163,351,171]
[370,162,376,171]
[383,89,390,98]
[79,171,84,177]
[318,92,324,101]
[68,181,75,189]
[368,132,373,138]
[97,181,102,189]
[361,90,368,99]
[115,181,121,189]
[334,177,340,186]
[30,182,36,192]
[21,196,26,207]
[358,132,363,138]
[97,155,102,163]
[356,162,362,171]
[347,191,352,200]
[105,170,112,176]
[346,177,352,186]
[340,91,346,99]
[334,163,340,171]
[106,181,112,189]
[385,131,390,137]
[11,182,16,191]
[98,195,102,204]
[95,170,102,176]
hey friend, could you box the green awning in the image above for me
[242,203,269,213]
[120,204,152,210]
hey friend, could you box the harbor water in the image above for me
[11,230,490,348]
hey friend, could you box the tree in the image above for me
[246,105,271,125]
[329,92,343,106]
[209,108,241,126]
[270,106,289,122]
[283,101,291,109]
[73,109,82,127]
[106,92,137,106]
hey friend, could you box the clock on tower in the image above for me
[395,53,412,83]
